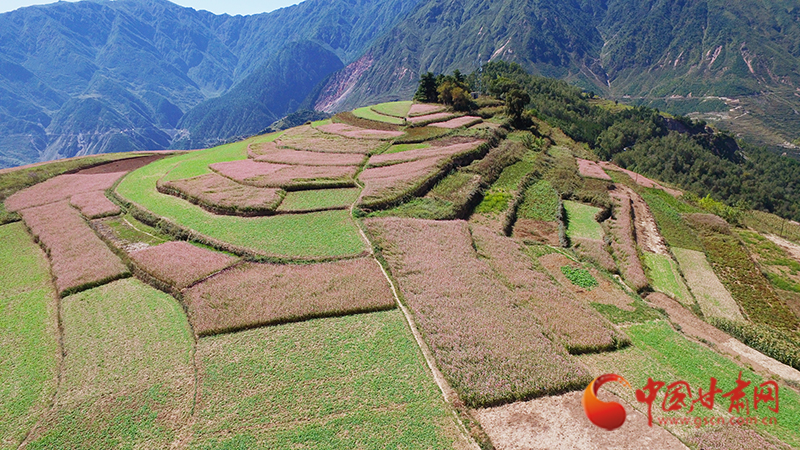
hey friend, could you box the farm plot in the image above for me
[408,103,447,116]
[578,321,800,448]
[474,160,535,215]
[639,187,703,251]
[600,162,682,197]
[407,112,456,124]
[571,238,617,272]
[352,106,406,124]
[608,190,649,291]
[68,191,120,218]
[277,187,361,212]
[116,156,366,260]
[384,142,431,154]
[18,201,128,296]
[429,116,483,129]
[3,155,162,212]
[183,257,395,336]
[671,247,743,321]
[25,279,194,449]
[130,241,238,290]
[576,158,612,181]
[371,100,413,118]
[191,310,470,449]
[564,200,604,241]
[358,158,449,209]
[279,125,386,154]
[249,145,366,166]
[317,123,404,140]
[514,180,560,245]
[696,229,799,330]
[0,223,58,448]
[471,226,628,354]
[371,172,482,220]
[158,173,284,216]
[210,160,358,190]
[737,229,800,294]
[538,252,635,312]
[642,252,694,306]
[368,139,485,166]
[365,218,593,407]
[394,126,453,144]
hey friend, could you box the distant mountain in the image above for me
[0,0,421,167]
[314,0,800,150]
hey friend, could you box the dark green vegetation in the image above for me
[192,310,466,448]
[710,318,800,371]
[560,266,598,290]
[0,223,58,448]
[517,180,559,221]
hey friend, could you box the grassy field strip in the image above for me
[642,252,694,306]
[564,200,604,241]
[365,218,592,407]
[352,106,406,125]
[578,321,800,448]
[0,223,59,449]
[116,153,367,260]
[370,101,413,118]
[277,188,362,212]
[189,311,472,449]
[671,247,743,321]
[25,279,195,449]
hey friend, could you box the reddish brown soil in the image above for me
[69,191,121,219]
[183,257,395,336]
[130,241,238,289]
[512,219,559,245]
[75,155,163,174]
[576,158,612,181]
[19,201,128,295]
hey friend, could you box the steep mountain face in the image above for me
[0,0,421,167]
[315,0,800,149]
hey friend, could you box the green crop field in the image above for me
[27,278,194,449]
[384,142,431,154]
[116,149,366,260]
[518,180,559,221]
[474,160,534,214]
[564,201,604,241]
[579,321,800,448]
[352,106,406,125]
[277,187,361,212]
[639,188,703,251]
[642,252,693,306]
[371,101,413,118]
[0,223,59,448]
[190,310,466,449]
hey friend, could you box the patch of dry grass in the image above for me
[19,201,128,296]
[183,257,395,336]
[365,217,593,407]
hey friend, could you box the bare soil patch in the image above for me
[540,252,635,311]
[474,390,688,450]
[429,116,483,129]
[69,191,121,219]
[576,158,612,181]
[764,233,800,262]
[130,241,238,290]
[18,201,128,296]
[210,160,357,189]
[158,173,283,215]
[622,184,669,255]
[183,257,395,336]
[513,219,559,245]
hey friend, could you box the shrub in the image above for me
[561,266,599,289]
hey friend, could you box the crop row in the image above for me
[157,173,284,216]
[248,140,367,165]
[209,159,358,190]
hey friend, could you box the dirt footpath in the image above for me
[474,391,688,450]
